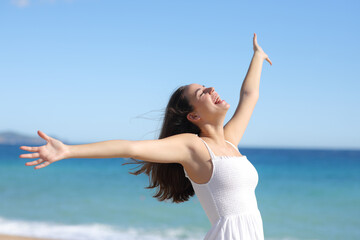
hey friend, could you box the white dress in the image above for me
[184,137,264,240]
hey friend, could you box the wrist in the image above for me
[253,50,267,60]
[63,144,73,159]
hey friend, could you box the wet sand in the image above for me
[0,235,55,240]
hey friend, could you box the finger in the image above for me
[25,159,44,166]
[266,57,272,66]
[38,130,50,142]
[35,161,50,170]
[20,153,40,159]
[19,146,40,152]
[253,33,257,44]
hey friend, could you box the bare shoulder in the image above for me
[179,134,211,165]
[172,133,205,157]
[163,133,209,166]
[175,133,207,155]
[163,133,199,147]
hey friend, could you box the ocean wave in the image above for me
[267,238,320,240]
[0,217,205,240]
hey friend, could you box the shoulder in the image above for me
[168,133,200,149]
[174,133,211,164]
[177,133,203,147]
[168,133,208,160]
[157,133,200,152]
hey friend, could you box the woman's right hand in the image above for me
[253,33,272,66]
[20,130,70,169]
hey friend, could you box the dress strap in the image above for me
[198,137,216,160]
[184,135,215,180]
[225,140,239,152]
[184,167,190,179]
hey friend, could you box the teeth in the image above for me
[213,94,221,104]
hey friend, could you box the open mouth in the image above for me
[213,94,222,104]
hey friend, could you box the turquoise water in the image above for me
[0,145,359,240]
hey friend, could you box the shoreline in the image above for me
[0,234,55,240]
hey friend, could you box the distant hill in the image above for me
[0,131,68,145]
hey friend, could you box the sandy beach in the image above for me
[0,235,55,240]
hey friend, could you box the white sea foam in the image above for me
[0,217,319,240]
[0,217,204,240]
[267,238,320,240]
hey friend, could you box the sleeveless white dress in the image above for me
[184,137,264,240]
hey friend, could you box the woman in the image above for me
[20,33,272,240]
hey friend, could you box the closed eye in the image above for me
[196,85,206,98]
[199,86,206,97]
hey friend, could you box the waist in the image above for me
[210,208,262,226]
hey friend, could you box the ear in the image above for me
[187,112,200,122]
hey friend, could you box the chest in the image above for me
[211,157,259,189]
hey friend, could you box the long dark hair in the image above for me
[127,85,200,203]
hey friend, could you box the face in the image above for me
[184,83,230,122]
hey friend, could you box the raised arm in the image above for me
[224,33,271,146]
[20,130,195,169]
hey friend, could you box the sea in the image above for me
[0,144,359,240]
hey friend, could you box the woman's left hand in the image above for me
[253,33,272,66]
[20,130,69,169]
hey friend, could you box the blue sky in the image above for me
[1,0,359,150]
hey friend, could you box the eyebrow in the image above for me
[195,85,205,97]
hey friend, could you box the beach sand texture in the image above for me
[0,235,54,240]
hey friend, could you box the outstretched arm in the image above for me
[20,130,195,169]
[224,33,271,146]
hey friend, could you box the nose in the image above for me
[206,87,215,94]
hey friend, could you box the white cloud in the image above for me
[11,0,30,7]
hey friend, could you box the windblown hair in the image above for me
[127,85,200,203]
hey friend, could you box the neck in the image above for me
[198,122,227,146]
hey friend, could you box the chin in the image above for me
[223,102,230,110]
[220,104,230,115]
[213,101,230,112]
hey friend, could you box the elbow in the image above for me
[126,141,137,159]
[241,91,259,101]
